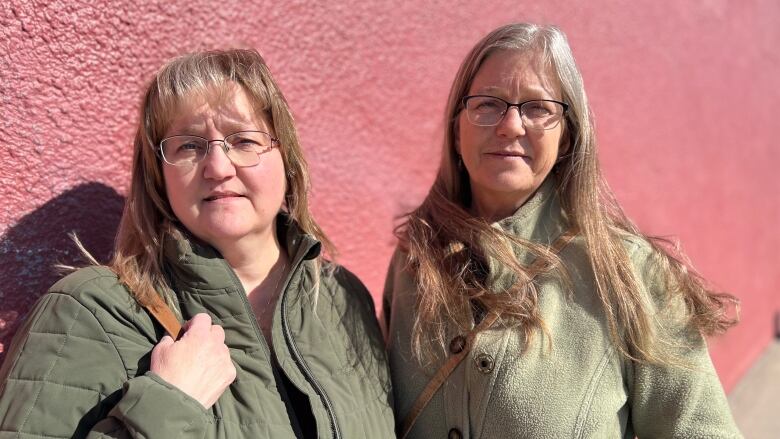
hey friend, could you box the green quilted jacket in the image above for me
[0,218,395,438]
[383,178,741,438]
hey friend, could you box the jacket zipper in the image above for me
[280,255,342,439]
[222,247,341,439]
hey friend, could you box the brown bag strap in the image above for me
[399,228,578,439]
[399,312,498,439]
[144,293,183,340]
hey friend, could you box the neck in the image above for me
[213,225,288,294]
[470,188,533,222]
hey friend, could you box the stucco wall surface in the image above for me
[1,0,778,392]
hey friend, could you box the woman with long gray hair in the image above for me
[0,49,395,438]
[384,23,741,438]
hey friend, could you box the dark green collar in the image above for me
[162,212,321,291]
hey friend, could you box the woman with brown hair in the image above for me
[0,49,395,438]
[383,23,741,438]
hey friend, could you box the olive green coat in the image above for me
[383,179,741,438]
[0,218,395,438]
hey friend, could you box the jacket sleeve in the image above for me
[626,244,742,438]
[0,291,209,439]
[380,247,402,341]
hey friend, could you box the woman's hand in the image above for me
[150,313,236,409]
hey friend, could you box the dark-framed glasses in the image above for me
[158,130,279,167]
[462,95,569,130]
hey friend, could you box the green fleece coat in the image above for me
[383,179,741,438]
[0,217,395,438]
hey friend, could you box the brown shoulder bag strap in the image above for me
[144,293,183,340]
[399,313,498,439]
[399,228,578,439]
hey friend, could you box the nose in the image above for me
[202,141,236,180]
[495,106,527,138]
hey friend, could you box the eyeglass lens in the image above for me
[465,96,565,129]
[160,131,274,167]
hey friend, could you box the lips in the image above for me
[485,150,529,158]
[203,191,244,202]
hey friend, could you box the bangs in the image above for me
[145,51,273,145]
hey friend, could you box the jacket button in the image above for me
[449,335,466,354]
[448,427,463,439]
[474,353,494,373]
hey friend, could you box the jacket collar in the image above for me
[492,176,569,246]
[484,176,571,291]
[162,212,321,291]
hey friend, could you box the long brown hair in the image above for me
[397,23,737,365]
[111,49,334,310]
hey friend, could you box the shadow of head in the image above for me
[0,182,124,364]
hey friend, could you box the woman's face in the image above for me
[457,49,565,216]
[162,83,286,249]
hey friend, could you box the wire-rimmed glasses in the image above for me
[462,95,569,130]
[158,130,279,167]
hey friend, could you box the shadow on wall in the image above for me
[0,182,124,365]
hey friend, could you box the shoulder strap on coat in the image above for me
[144,293,183,339]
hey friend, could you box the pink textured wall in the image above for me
[1,1,778,391]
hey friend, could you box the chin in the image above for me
[480,173,536,194]
[194,219,258,241]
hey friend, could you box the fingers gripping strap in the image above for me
[399,228,578,439]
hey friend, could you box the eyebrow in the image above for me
[473,85,557,100]
[169,115,262,136]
